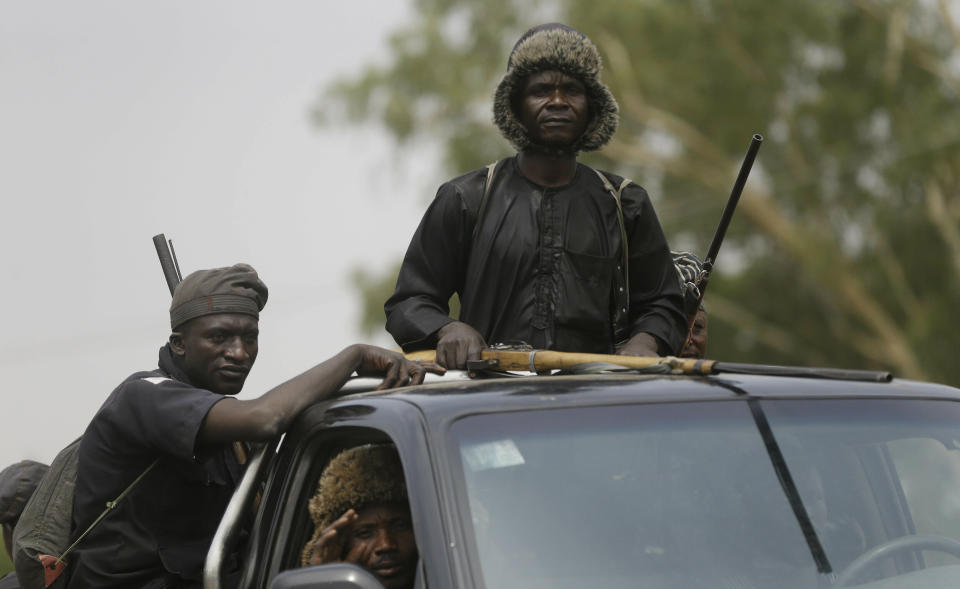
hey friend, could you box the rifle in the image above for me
[404,347,891,382]
[682,133,763,346]
[694,134,763,314]
[152,234,183,295]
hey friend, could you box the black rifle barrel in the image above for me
[715,361,892,383]
[153,233,181,296]
[698,133,763,302]
[168,239,183,282]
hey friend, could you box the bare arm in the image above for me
[198,344,444,445]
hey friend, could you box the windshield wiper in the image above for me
[747,398,833,574]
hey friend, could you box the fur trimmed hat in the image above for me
[493,23,619,153]
[301,444,409,565]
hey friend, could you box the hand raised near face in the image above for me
[306,509,358,566]
[435,321,487,369]
[352,344,445,390]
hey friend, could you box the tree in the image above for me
[317,0,960,384]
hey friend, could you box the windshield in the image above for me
[448,398,960,589]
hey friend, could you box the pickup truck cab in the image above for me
[205,366,960,589]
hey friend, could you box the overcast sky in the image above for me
[0,1,446,467]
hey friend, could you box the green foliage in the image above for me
[351,263,459,337]
[328,0,960,384]
[351,264,402,337]
[0,536,12,577]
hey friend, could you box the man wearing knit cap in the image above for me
[300,445,416,589]
[672,251,709,359]
[386,23,687,368]
[67,264,442,589]
[0,460,49,589]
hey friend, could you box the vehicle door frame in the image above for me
[237,396,457,589]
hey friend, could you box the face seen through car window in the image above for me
[343,502,418,589]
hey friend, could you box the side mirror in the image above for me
[269,563,386,589]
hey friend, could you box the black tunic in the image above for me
[386,157,686,354]
[68,345,243,589]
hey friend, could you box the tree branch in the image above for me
[937,0,960,47]
[605,117,926,379]
[884,3,906,87]
[705,293,821,362]
[852,0,960,97]
[925,180,960,282]
[871,228,921,314]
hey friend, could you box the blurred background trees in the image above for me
[317,0,960,384]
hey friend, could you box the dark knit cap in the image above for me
[0,460,49,527]
[672,251,705,316]
[302,444,408,565]
[169,263,268,329]
[493,22,619,153]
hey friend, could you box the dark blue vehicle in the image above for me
[205,368,960,589]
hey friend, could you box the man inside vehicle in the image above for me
[385,23,687,368]
[67,264,441,589]
[301,444,417,589]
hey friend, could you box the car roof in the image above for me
[329,371,960,420]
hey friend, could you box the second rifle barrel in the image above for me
[704,133,763,266]
[153,234,181,296]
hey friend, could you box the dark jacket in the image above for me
[385,157,686,354]
[68,345,243,589]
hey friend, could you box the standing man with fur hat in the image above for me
[385,23,686,368]
[67,264,442,589]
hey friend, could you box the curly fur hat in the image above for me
[301,444,408,565]
[493,23,619,153]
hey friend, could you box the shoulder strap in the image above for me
[51,459,159,568]
[591,168,632,308]
[472,161,502,242]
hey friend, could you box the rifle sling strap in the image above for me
[591,168,631,313]
[50,458,160,566]
[472,161,502,243]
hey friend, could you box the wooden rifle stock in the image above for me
[405,349,715,374]
[404,349,891,382]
